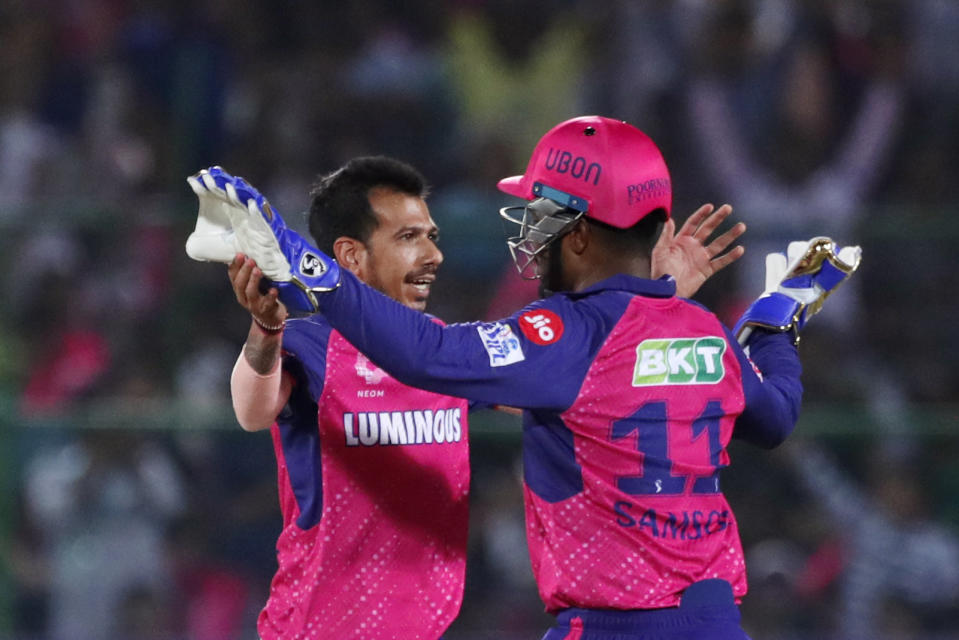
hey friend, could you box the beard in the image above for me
[537,240,565,298]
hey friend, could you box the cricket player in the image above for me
[194,116,860,638]
[226,157,469,639]
[194,116,861,638]
[187,151,745,639]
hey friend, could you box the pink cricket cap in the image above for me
[498,116,672,227]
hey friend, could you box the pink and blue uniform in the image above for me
[258,316,470,640]
[317,270,803,639]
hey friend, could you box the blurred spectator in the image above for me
[164,513,251,640]
[0,9,66,213]
[681,1,907,330]
[781,439,959,639]
[444,0,600,164]
[23,429,186,640]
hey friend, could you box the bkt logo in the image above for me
[632,337,726,386]
[544,147,602,185]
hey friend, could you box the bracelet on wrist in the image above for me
[252,315,286,334]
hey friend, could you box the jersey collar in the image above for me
[568,273,677,299]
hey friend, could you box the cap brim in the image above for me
[497,175,526,198]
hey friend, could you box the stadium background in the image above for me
[1,1,957,638]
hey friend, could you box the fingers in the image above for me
[230,254,266,308]
[677,203,714,237]
[707,244,745,274]
[660,217,676,240]
[706,221,747,258]
[693,203,735,240]
[244,263,264,304]
[230,254,286,322]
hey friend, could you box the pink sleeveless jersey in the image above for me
[258,325,470,639]
[523,295,747,612]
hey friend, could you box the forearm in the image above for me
[243,320,283,373]
[231,333,290,431]
[733,330,803,448]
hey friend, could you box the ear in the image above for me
[564,219,591,255]
[332,237,367,276]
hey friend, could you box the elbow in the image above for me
[232,395,277,432]
[733,406,799,449]
[233,408,273,432]
[236,417,272,432]
[757,425,794,450]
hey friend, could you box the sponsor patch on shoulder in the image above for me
[477,322,525,367]
[518,309,564,345]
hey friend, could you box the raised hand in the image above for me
[651,203,746,298]
[186,166,340,314]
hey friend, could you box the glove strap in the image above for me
[734,292,803,345]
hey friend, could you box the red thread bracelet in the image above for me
[253,315,285,334]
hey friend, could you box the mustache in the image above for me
[406,265,439,281]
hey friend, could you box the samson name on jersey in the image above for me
[317,270,802,614]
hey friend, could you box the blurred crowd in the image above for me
[0,1,957,638]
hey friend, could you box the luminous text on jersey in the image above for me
[632,337,726,386]
[342,408,463,447]
[544,148,602,185]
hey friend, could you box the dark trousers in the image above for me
[540,579,752,640]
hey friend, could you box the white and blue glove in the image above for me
[734,237,862,345]
[185,167,239,263]
[185,166,340,314]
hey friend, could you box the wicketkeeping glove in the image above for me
[734,237,862,345]
[185,166,340,315]
[185,168,239,263]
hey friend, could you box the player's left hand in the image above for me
[185,168,239,263]
[186,166,340,314]
[652,203,745,298]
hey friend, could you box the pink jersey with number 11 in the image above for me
[523,293,746,611]
[314,270,803,617]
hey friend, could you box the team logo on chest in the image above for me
[632,337,726,386]
[355,353,387,385]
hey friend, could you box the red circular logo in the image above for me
[518,309,564,345]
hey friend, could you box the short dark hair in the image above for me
[308,156,429,254]
[586,208,667,256]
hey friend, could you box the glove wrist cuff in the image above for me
[734,292,803,345]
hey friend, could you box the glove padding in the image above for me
[734,237,862,345]
[185,167,239,263]
[185,166,340,314]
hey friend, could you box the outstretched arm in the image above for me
[651,203,745,298]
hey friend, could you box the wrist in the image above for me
[252,315,286,335]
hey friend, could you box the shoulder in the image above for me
[282,316,334,361]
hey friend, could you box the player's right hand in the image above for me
[652,203,745,298]
[734,237,861,345]
[228,253,288,330]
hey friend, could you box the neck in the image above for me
[567,255,651,292]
